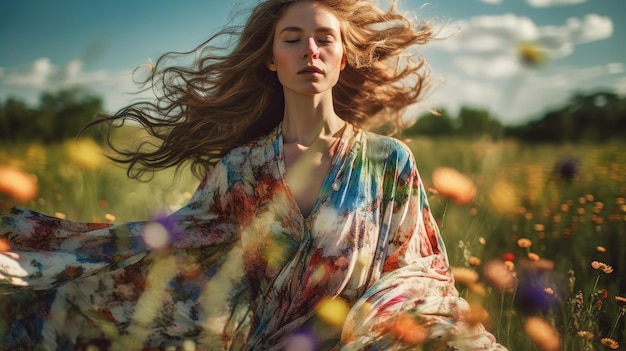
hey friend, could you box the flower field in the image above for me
[1,135,625,350]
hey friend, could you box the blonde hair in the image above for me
[87,0,434,180]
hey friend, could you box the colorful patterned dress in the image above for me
[0,124,506,350]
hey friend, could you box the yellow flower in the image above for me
[600,337,619,349]
[517,238,533,249]
[316,296,349,329]
[489,179,519,216]
[533,224,545,232]
[518,41,548,67]
[576,330,594,340]
[65,138,107,170]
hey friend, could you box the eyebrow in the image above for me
[278,26,338,35]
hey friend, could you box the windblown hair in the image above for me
[86,0,434,180]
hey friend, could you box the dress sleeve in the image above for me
[340,145,507,351]
[0,159,237,291]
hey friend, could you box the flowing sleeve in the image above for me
[340,144,506,351]
[0,159,238,291]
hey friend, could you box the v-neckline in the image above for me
[276,123,353,223]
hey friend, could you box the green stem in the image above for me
[608,309,624,339]
[439,199,449,232]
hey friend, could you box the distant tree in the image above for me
[456,106,503,139]
[506,91,626,142]
[0,87,104,143]
[0,98,37,142]
[404,108,454,136]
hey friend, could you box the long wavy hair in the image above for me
[85,0,434,180]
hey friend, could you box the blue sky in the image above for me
[1,0,624,125]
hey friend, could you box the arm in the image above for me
[0,160,237,291]
[340,145,506,350]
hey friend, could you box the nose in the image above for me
[304,37,320,59]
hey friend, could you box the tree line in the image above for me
[1,87,625,144]
[405,91,626,142]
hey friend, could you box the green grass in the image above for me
[1,136,625,350]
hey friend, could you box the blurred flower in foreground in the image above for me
[524,316,561,351]
[390,313,427,345]
[0,238,11,252]
[0,166,39,202]
[464,302,490,326]
[142,221,170,249]
[489,179,519,216]
[284,330,317,351]
[483,259,516,292]
[316,296,349,329]
[431,167,477,205]
[65,138,107,169]
[518,41,548,67]
[552,157,579,182]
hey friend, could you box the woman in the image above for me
[0,0,507,350]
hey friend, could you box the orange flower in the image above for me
[464,302,489,325]
[591,261,613,274]
[524,316,562,351]
[596,246,607,253]
[528,253,540,261]
[451,267,479,286]
[576,331,594,340]
[533,224,545,232]
[0,166,39,202]
[0,238,11,252]
[390,313,428,345]
[600,337,619,349]
[615,295,626,306]
[431,167,477,205]
[517,238,533,249]
[468,256,482,267]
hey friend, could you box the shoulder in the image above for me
[361,131,415,168]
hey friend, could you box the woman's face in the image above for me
[268,1,346,96]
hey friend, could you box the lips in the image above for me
[298,65,323,74]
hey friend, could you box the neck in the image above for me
[281,91,344,146]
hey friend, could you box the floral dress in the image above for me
[0,124,506,350]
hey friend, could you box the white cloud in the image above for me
[527,0,586,7]
[453,55,519,78]
[606,63,624,75]
[430,13,613,78]
[481,0,502,4]
[0,58,140,112]
[614,77,626,96]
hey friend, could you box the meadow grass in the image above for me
[1,135,624,350]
